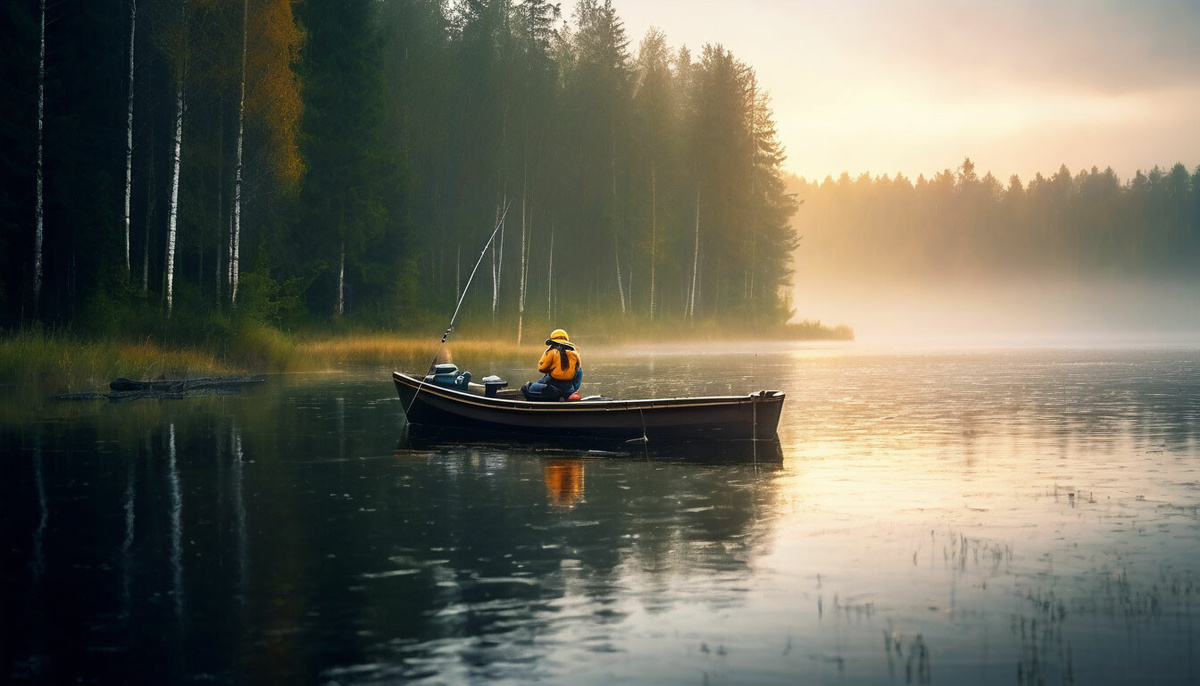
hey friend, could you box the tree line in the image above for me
[791,159,1200,284]
[0,0,800,339]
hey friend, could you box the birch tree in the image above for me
[124,0,137,276]
[165,79,184,316]
[234,0,303,309]
[34,0,45,313]
[231,0,248,308]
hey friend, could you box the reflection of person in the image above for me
[521,329,583,401]
[544,459,585,508]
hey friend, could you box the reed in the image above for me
[1,317,852,395]
[295,335,537,369]
[0,329,230,394]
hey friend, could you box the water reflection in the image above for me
[31,433,46,580]
[543,459,584,508]
[121,458,134,620]
[167,423,183,621]
[401,424,785,465]
[231,422,247,604]
[2,347,1198,683]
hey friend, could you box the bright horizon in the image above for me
[603,0,1200,184]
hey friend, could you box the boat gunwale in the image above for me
[393,371,784,413]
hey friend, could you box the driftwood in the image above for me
[51,376,266,402]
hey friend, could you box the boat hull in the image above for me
[393,372,784,441]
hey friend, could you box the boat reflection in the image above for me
[398,424,785,464]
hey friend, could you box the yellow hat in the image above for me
[545,328,575,349]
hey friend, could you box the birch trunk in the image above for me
[492,197,505,317]
[336,240,345,316]
[165,81,184,316]
[649,159,656,320]
[747,80,757,313]
[227,211,233,295]
[124,0,137,276]
[687,184,700,319]
[215,117,223,303]
[614,234,626,314]
[547,225,554,320]
[142,115,154,292]
[34,0,46,311]
[491,208,498,317]
[231,0,248,309]
[517,155,528,345]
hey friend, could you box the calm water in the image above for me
[3,345,1199,684]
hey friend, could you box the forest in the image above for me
[791,159,1200,285]
[0,0,800,342]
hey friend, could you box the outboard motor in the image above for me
[481,375,509,398]
[425,363,472,391]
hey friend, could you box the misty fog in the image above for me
[792,278,1200,346]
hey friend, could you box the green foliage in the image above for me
[6,0,800,336]
[224,320,298,371]
[237,268,308,328]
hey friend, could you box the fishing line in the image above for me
[404,201,511,418]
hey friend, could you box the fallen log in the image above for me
[109,375,266,393]
[51,376,266,402]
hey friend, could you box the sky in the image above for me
[602,0,1200,184]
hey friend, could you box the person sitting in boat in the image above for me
[521,329,583,401]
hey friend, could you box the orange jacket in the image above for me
[538,346,581,381]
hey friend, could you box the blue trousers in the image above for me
[522,370,582,401]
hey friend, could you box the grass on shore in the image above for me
[0,327,537,394]
[1,318,852,395]
[0,329,232,395]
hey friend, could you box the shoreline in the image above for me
[1,321,853,394]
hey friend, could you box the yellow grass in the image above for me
[1,319,850,396]
[294,335,538,369]
[0,330,231,395]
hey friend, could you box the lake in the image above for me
[3,344,1199,684]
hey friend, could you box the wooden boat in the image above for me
[393,371,785,441]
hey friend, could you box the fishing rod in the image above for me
[441,200,511,345]
[404,201,511,417]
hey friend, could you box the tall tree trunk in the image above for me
[491,206,498,317]
[216,116,224,304]
[143,114,154,292]
[687,184,700,319]
[34,0,46,315]
[747,79,757,316]
[649,158,656,320]
[231,0,248,309]
[517,152,529,345]
[124,0,137,276]
[227,211,233,297]
[547,224,554,320]
[165,81,184,317]
[492,197,505,317]
[336,240,345,316]
[614,234,626,314]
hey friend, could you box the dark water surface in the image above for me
[4,345,1200,684]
